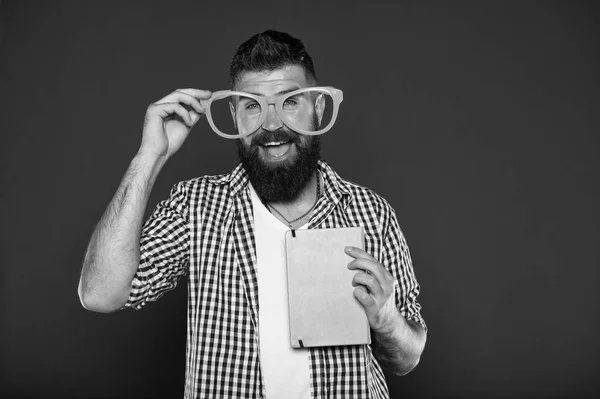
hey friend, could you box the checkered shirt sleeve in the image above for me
[383,207,427,331]
[125,181,191,310]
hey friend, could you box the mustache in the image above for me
[251,127,301,146]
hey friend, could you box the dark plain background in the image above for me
[1,1,599,398]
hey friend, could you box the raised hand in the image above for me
[139,89,212,160]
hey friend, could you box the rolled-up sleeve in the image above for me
[124,181,190,310]
[381,210,427,332]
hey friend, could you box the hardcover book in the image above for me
[285,227,371,348]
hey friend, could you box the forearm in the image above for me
[78,151,166,312]
[372,312,427,376]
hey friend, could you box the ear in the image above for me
[229,101,237,129]
[315,93,326,126]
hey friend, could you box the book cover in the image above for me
[285,227,371,348]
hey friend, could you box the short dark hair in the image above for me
[229,30,317,87]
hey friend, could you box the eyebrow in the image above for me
[244,87,300,97]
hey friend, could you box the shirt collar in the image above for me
[205,162,249,198]
[316,159,352,207]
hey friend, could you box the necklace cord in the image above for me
[266,176,321,228]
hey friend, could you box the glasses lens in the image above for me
[209,94,262,137]
[282,89,336,134]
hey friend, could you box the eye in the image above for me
[283,97,302,110]
[241,101,262,115]
[245,101,260,110]
[283,92,309,109]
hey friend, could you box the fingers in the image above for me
[156,89,211,115]
[177,88,212,99]
[345,246,376,261]
[352,270,384,297]
[157,88,212,101]
[353,286,377,310]
[345,247,400,331]
[148,102,195,126]
[346,246,395,301]
[346,247,390,286]
[146,89,213,128]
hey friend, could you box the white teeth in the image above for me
[264,141,285,146]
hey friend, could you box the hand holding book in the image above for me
[345,246,400,334]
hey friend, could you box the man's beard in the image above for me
[237,121,321,203]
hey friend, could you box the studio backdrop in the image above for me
[1,1,599,398]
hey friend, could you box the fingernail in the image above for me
[345,246,352,253]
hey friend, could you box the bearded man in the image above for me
[78,30,427,399]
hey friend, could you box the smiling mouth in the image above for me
[260,141,293,158]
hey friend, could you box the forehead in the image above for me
[235,65,310,95]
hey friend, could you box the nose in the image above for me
[261,104,283,132]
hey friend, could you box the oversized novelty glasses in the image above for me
[201,86,343,139]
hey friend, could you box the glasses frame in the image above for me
[201,86,344,139]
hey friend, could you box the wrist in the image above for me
[132,150,167,183]
[374,309,403,337]
[135,148,167,166]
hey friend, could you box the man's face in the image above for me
[234,65,321,202]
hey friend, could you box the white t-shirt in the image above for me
[249,185,311,399]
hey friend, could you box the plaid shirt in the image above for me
[126,159,426,399]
